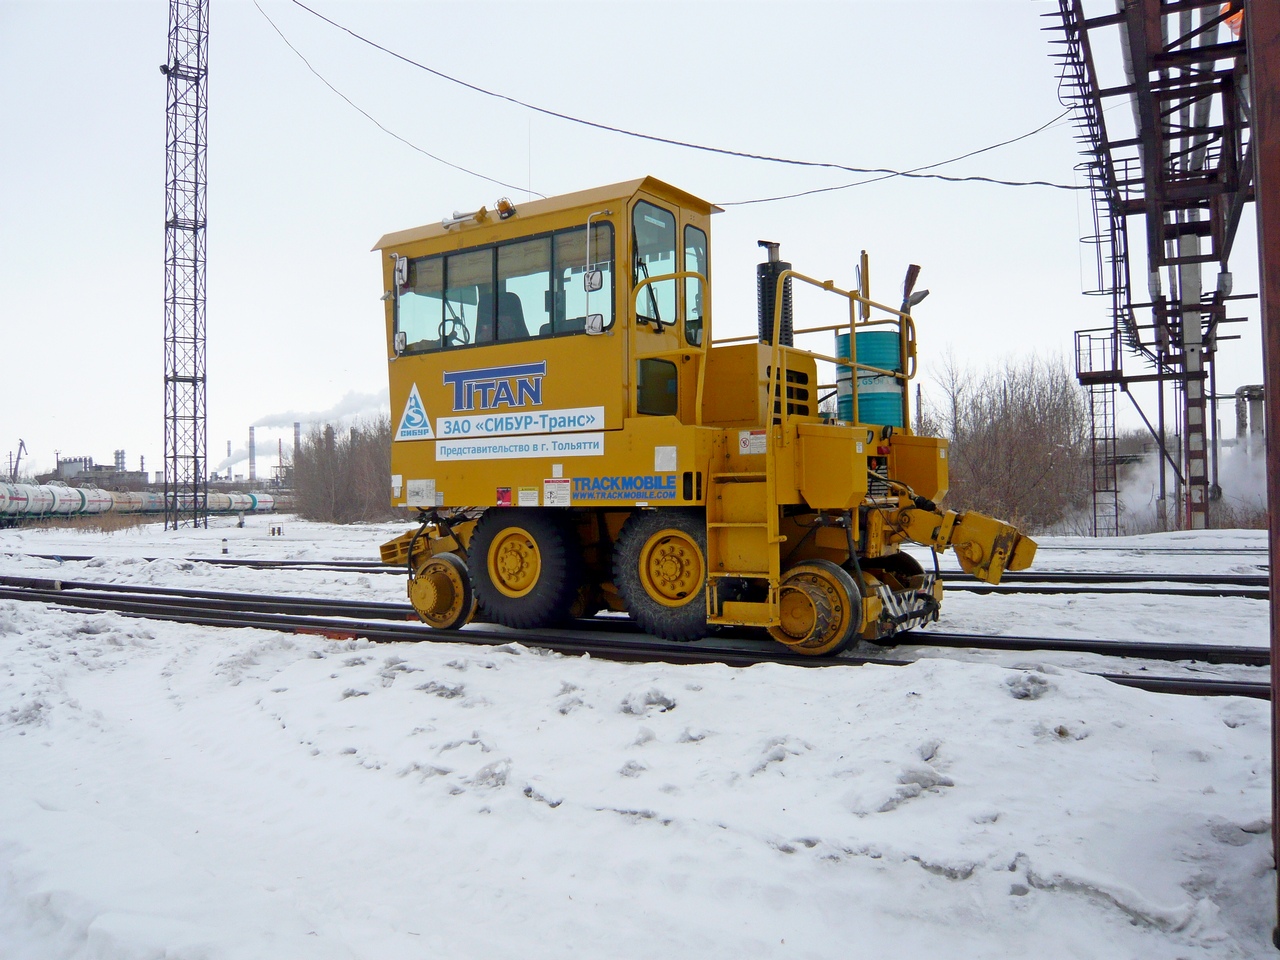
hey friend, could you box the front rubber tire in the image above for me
[468,509,579,629]
[612,509,709,642]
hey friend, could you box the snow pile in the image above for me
[0,520,1274,957]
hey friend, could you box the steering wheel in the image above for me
[439,316,471,347]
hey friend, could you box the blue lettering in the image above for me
[492,380,516,407]
[517,377,541,406]
[443,362,547,412]
[570,475,678,501]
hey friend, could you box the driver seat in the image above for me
[496,292,529,340]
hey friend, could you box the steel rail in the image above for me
[0,583,909,671]
[1098,674,1271,699]
[4,575,1269,666]
[18,553,400,574]
[945,582,1268,600]
[899,629,1270,666]
[955,571,1269,587]
[11,555,1271,592]
[1032,546,1268,555]
[0,577,1268,698]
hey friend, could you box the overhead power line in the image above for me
[287,0,1086,196]
[720,109,1076,205]
[253,1,542,198]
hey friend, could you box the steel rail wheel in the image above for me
[859,551,925,590]
[768,559,861,656]
[468,509,579,629]
[408,552,475,629]
[613,509,709,642]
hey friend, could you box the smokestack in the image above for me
[294,421,301,460]
[249,426,257,484]
[1235,384,1266,458]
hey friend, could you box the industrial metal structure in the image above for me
[160,0,210,529]
[1050,0,1255,534]
[1246,1,1280,945]
[1050,0,1280,938]
[7,440,26,483]
[376,178,1036,655]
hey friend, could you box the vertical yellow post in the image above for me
[859,250,871,321]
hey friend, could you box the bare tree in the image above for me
[293,415,399,523]
[918,353,1092,532]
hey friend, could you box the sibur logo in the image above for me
[443,361,546,412]
[395,384,434,441]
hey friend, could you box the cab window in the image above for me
[396,222,614,353]
[552,223,614,335]
[398,257,444,351]
[496,238,548,341]
[637,358,678,416]
[443,249,492,348]
[632,201,676,325]
[683,225,707,346]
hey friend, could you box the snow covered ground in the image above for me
[0,516,1274,958]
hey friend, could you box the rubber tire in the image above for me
[612,508,709,642]
[468,508,579,629]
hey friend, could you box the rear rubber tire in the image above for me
[613,509,709,642]
[468,509,579,629]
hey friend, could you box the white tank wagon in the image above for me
[248,493,274,512]
[48,484,87,515]
[0,483,275,522]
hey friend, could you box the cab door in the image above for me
[628,197,709,424]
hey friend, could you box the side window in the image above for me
[683,225,707,346]
[497,238,548,339]
[443,249,492,347]
[552,223,614,334]
[637,358,678,416]
[632,201,676,325]
[398,256,443,352]
[396,221,616,351]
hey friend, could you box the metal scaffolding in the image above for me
[1049,0,1255,533]
[161,0,209,529]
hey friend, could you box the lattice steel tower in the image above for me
[161,0,209,529]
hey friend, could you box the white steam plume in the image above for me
[251,390,390,429]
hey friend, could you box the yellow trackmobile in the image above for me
[376,177,1035,654]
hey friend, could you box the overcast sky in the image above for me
[0,0,1263,479]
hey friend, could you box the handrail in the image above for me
[764,267,917,437]
[631,270,709,426]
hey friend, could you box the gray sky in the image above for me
[0,0,1263,478]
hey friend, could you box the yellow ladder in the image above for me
[704,457,781,626]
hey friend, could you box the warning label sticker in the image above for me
[738,429,767,455]
[543,478,571,507]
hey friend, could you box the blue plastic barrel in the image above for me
[835,330,903,426]
[835,333,853,421]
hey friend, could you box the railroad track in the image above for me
[0,574,1267,700]
[13,554,1271,598]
